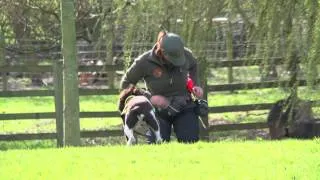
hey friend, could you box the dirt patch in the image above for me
[209,118,233,126]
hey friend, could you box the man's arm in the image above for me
[185,48,203,98]
[185,48,200,86]
[120,59,145,89]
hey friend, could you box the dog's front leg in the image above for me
[124,109,140,145]
[148,110,163,144]
[154,130,163,144]
[124,125,136,145]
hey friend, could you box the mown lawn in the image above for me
[0,140,319,180]
[0,95,122,133]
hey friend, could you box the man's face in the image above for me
[160,48,169,61]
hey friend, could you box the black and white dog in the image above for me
[118,86,162,145]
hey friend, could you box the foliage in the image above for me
[0,0,60,43]
[1,1,319,82]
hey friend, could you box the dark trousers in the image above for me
[146,107,199,143]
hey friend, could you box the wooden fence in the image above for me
[0,58,319,142]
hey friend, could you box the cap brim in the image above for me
[167,54,185,66]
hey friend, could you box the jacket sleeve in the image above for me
[185,48,200,86]
[120,58,145,89]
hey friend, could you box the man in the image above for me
[120,31,203,143]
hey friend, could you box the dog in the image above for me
[118,86,162,145]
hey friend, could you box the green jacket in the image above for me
[120,45,199,97]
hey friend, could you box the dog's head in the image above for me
[118,85,152,113]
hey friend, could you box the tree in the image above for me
[60,0,80,146]
[232,0,320,124]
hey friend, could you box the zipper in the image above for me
[166,65,175,86]
[169,67,181,86]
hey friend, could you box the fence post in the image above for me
[198,57,209,141]
[0,31,8,91]
[53,60,64,147]
[106,52,115,89]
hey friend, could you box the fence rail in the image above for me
[1,121,319,141]
[1,78,319,97]
[1,101,319,121]
[0,57,291,73]
[0,64,123,73]
[0,130,123,141]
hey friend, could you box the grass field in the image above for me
[0,140,319,180]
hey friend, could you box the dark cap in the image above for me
[160,33,185,66]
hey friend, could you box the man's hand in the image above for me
[192,86,203,98]
[150,95,169,109]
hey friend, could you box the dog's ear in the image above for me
[118,86,136,112]
[120,114,126,124]
[133,88,152,99]
[118,97,125,113]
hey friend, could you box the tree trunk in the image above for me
[0,30,8,91]
[226,20,234,86]
[60,0,80,146]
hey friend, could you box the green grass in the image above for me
[0,95,122,133]
[0,140,56,151]
[208,87,320,107]
[0,95,119,113]
[0,140,319,180]
[208,65,320,85]
[0,118,121,134]
[0,88,318,113]
[208,87,320,123]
